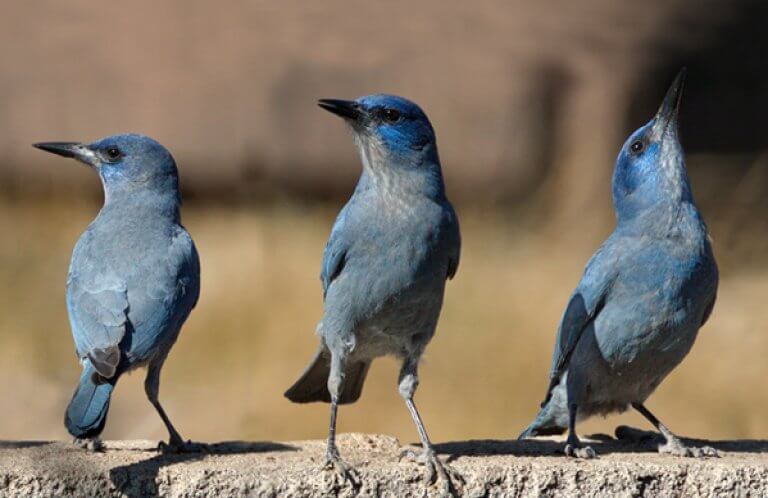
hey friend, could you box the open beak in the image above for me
[318,99,362,121]
[33,142,99,167]
[651,68,686,138]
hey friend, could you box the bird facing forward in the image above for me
[285,95,461,486]
[519,70,718,459]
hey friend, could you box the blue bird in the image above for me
[519,70,719,458]
[33,135,200,452]
[285,95,461,485]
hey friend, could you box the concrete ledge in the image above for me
[0,433,767,497]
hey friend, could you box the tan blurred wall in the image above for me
[0,1,737,211]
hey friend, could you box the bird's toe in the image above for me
[73,437,104,452]
[564,443,597,459]
[398,447,420,462]
[659,440,719,458]
[409,448,464,495]
[322,453,360,488]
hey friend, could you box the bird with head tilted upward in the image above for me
[33,135,200,453]
[519,69,719,458]
[285,95,461,487]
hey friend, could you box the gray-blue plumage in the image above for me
[285,95,460,483]
[520,70,718,458]
[34,135,200,451]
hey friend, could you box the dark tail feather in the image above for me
[65,362,116,438]
[519,421,566,440]
[284,345,371,404]
[518,392,568,440]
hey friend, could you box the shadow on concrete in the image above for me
[0,440,52,449]
[435,427,768,460]
[108,441,297,498]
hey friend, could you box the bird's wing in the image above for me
[67,274,129,379]
[128,226,200,360]
[444,203,461,280]
[541,243,618,405]
[320,206,351,297]
[67,226,200,376]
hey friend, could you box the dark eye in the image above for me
[105,147,122,161]
[381,108,401,123]
[630,140,644,154]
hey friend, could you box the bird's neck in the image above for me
[356,141,447,201]
[616,198,707,242]
[101,182,182,224]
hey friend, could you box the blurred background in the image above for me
[0,1,766,445]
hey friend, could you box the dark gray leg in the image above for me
[632,402,718,458]
[323,352,358,484]
[563,403,596,458]
[399,357,462,491]
[145,359,198,453]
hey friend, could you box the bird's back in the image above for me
[67,206,200,366]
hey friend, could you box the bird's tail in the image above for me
[65,362,116,439]
[518,377,569,440]
[284,344,371,404]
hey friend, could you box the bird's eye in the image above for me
[104,147,122,161]
[630,140,645,154]
[381,108,401,123]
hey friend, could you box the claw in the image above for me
[407,448,463,495]
[398,447,419,462]
[322,450,360,488]
[564,443,596,459]
[73,437,104,452]
[659,438,719,458]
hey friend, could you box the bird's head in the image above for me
[612,69,693,222]
[318,94,438,166]
[34,134,179,197]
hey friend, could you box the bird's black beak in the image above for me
[318,99,362,121]
[652,68,686,137]
[33,142,99,167]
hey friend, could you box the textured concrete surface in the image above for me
[0,432,767,497]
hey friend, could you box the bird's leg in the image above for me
[398,357,463,493]
[631,402,718,458]
[564,403,596,459]
[322,353,359,485]
[145,360,204,454]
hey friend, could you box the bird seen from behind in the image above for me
[33,134,201,453]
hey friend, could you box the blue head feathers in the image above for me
[34,134,179,196]
[612,69,693,223]
[318,94,437,162]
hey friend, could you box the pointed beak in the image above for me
[651,68,686,138]
[32,142,99,167]
[318,99,362,121]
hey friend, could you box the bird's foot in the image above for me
[322,448,360,488]
[564,443,596,459]
[659,437,718,458]
[616,426,718,457]
[157,438,207,454]
[73,437,104,452]
[401,447,464,495]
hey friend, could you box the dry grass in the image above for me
[0,198,766,445]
